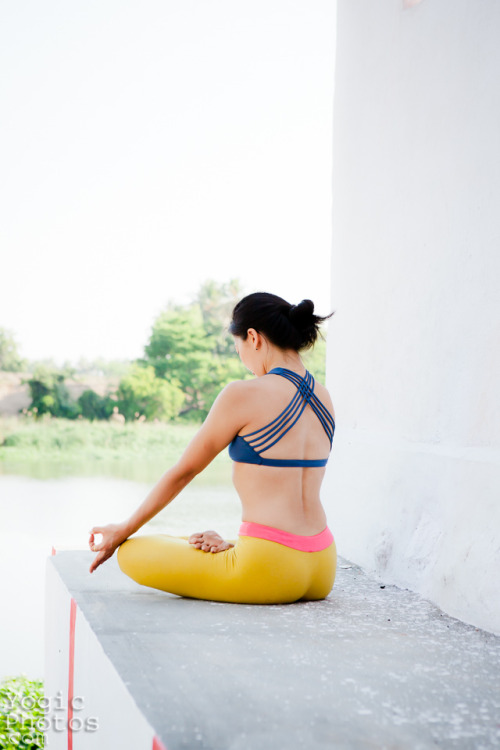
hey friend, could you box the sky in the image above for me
[1,0,336,365]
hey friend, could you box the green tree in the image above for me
[77,389,116,421]
[143,283,249,420]
[117,364,184,421]
[144,305,213,386]
[0,327,27,371]
[25,365,81,419]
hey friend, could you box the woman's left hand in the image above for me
[189,530,234,553]
[88,523,129,573]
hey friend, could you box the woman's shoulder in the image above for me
[220,378,261,398]
[214,378,263,411]
[210,378,269,429]
[218,375,288,409]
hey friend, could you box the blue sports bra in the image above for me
[228,367,335,468]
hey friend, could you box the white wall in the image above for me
[45,560,158,748]
[325,0,500,634]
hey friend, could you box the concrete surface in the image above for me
[48,552,500,749]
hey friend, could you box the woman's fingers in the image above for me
[190,531,215,548]
[89,527,104,545]
[89,550,106,574]
[89,541,116,573]
[201,540,214,551]
[90,553,109,574]
[87,523,127,573]
[212,540,234,553]
[207,540,230,553]
[189,533,204,548]
[88,531,104,551]
[189,530,232,553]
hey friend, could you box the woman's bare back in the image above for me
[231,370,335,535]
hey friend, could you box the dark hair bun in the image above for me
[288,299,315,328]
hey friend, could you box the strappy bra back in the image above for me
[228,367,335,468]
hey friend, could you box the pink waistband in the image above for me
[238,521,334,552]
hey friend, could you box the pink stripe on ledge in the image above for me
[153,737,167,750]
[68,598,77,750]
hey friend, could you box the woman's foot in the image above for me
[188,530,234,553]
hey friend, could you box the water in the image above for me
[0,470,240,681]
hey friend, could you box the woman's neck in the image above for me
[263,348,305,375]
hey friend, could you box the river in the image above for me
[0,468,240,681]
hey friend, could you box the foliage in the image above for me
[0,675,44,749]
[0,417,229,485]
[143,280,249,420]
[77,389,115,421]
[144,305,213,387]
[0,329,27,372]
[0,416,198,457]
[302,335,327,383]
[6,279,328,426]
[116,364,185,422]
[0,416,233,483]
[24,366,80,419]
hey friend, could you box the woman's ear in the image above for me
[246,328,261,350]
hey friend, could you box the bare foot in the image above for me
[188,530,234,553]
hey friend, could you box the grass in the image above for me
[0,416,232,483]
[0,416,198,459]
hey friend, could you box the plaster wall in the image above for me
[325,0,500,633]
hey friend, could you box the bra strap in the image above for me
[240,368,334,455]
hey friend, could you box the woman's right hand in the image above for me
[188,530,234,553]
[88,523,129,574]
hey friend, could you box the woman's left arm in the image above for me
[88,381,248,573]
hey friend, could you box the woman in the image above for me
[88,292,336,604]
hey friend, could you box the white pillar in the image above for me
[325,0,500,634]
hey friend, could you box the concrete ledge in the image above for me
[45,551,500,749]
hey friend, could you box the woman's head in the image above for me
[229,292,332,352]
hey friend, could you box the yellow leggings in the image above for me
[117,533,337,604]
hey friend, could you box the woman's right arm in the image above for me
[88,380,249,573]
